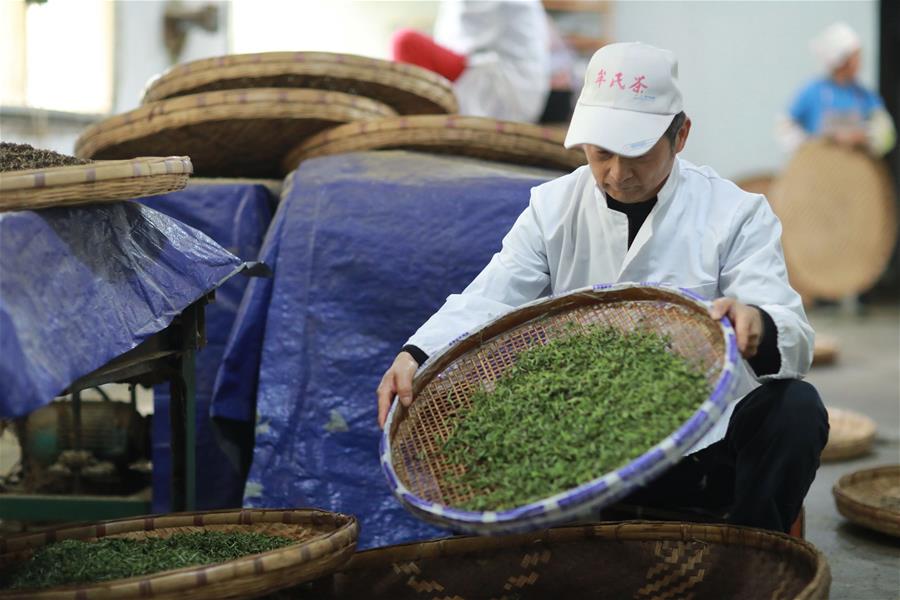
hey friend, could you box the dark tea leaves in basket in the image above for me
[1,530,294,590]
[0,142,91,172]
[442,325,711,511]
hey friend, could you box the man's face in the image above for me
[583,118,690,203]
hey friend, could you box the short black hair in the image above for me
[662,111,687,148]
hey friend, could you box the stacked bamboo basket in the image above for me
[75,51,586,177]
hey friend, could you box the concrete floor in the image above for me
[803,305,900,600]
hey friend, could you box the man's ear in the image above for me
[674,117,691,154]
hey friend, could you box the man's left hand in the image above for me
[709,298,764,359]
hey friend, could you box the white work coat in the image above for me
[406,157,815,453]
[434,0,550,123]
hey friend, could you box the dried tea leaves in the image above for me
[442,325,711,511]
[0,142,91,172]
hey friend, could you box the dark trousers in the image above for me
[621,379,829,533]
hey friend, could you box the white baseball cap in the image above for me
[810,22,860,72]
[564,42,683,157]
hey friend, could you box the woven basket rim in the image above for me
[284,115,584,173]
[0,156,192,192]
[141,51,458,114]
[820,412,876,461]
[832,465,900,535]
[75,88,395,159]
[381,282,740,534]
[0,508,359,597]
[338,520,830,598]
[769,139,898,298]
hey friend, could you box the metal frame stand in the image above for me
[0,296,209,522]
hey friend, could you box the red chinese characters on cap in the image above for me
[630,75,648,94]
[609,72,625,89]
[594,68,649,95]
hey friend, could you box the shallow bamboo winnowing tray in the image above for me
[284,115,586,173]
[75,88,396,178]
[141,51,458,116]
[768,140,898,299]
[382,283,740,535]
[833,465,900,538]
[821,407,876,461]
[0,509,359,600]
[0,156,191,212]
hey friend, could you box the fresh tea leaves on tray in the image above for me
[442,325,711,511]
[1,530,294,590]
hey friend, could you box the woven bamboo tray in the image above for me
[812,334,838,367]
[382,283,739,535]
[283,115,587,173]
[0,509,358,600]
[283,521,830,599]
[833,465,900,537]
[141,52,457,116]
[75,88,396,178]
[0,156,191,212]
[821,407,876,462]
[768,140,898,299]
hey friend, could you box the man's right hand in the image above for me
[376,351,419,429]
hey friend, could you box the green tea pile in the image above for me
[442,325,711,511]
[1,531,294,590]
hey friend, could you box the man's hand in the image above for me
[376,351,419,429]
[709,298,764,359]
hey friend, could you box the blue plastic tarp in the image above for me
[139,183,275,512]
[212,151,564,548]
[0,202,242,419]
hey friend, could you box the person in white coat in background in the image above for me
[392,0,550,123]
[377,42,828,534]
[776,21,896,156]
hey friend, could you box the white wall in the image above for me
[114,0,230,113]
[3,0,230,154]
[231,0,439,58]
[613,0,878,180]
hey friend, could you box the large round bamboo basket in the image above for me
[0,509,358,600]
[141,52,457,116]
[821,407,876,462]
[833,465,900,537]
[279,522,830,599]
[283,115,587,173]
[382,283,739,535]
[75,89,396,178]
[768,140,898,299]
[0,157,191,212]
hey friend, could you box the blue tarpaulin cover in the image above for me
[0,202,242,419]
[140,183,274,511]
[213,151,563,548]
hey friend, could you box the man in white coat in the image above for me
[376,42,828,534]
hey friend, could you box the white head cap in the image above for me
[564,42,683,157]
[810,22,861,72]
